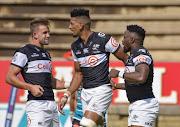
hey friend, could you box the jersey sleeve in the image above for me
[133,54,152,67]
[105,37,120,53]
[11,51,28,68]
[71,50,78,62]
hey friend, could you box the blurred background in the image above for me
[0,0,180,127]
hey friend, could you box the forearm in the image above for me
[52,77,70,89]
[68,72,82,95]
[70,92,77,112]
[115,83,126,90]
[124,72,146,84]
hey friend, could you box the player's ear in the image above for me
[79,23,85,32]
[130,37,135,44]
[33,32,38,39]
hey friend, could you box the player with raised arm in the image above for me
[109,25,159,127]
[58,8,128,127]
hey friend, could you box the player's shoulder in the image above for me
[134,47,151,56]
[15,44,31,53]
[93,32,111,39]
[71,37,81,49]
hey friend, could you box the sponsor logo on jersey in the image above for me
[79,56,98,66]
[38,61,52,72]
[88,56,98,66]
[110,37,119,47]
[31,53,39,57]
[137,55,147,63]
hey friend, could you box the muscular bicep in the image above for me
[135,63,149,83]
[124,63,149,84]
[7,65,22,77]
[6,65,23,87]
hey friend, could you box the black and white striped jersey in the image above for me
[11,44,54,101]
[125,46,155,103]
[71,32,120,89]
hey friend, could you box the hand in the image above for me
[58,96,68,115]
[30,85,44,97]
[110,80,116,90]
[109,69,119,78]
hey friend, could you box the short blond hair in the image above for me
[30,18,50,36]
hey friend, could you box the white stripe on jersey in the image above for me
[125,66,135,73]
[78,53,107,67]
[26,60,52,73]
[133,55,152,66]
[105,37,120,53]
[11,52,28,68]
[71,49,78,62]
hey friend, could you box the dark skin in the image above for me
[109,30,149,127]
[109,30,149,84]
[58,16,128,127]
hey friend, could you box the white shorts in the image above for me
[25,100,59,127]
[128,98,159,127]
[81,85,113,118]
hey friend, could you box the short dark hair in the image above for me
[127,25,146,42]
[70,8,90,18]
[30,18,50,36]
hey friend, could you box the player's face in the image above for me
[34,25,50,46]
[122,30,132,53]
[69,17,81,37]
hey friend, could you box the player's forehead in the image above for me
[124,30,135,38]
[70,17,83,24]
[36,25,49,32]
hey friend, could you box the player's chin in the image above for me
[73,34,78,38]
[123,47,128,53]
[44,41,49,45]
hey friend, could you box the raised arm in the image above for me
[114,46,129,64]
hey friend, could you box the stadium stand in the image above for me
[0,0,180,61]
[0,0,180,127]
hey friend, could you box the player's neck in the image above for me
[130,44,142,54]
[30,39,44,48]
[80,30,93,44]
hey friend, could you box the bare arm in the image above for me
[58,61,83,115]
[124,64,149,83]
[110,80,125,90]
[67,62,83,94]
[114,46,129,64]
[110,64,149,84]
[51,74,70,89]
[6,65,44,97]
[6,65,30,90]
[69,90,78,121]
